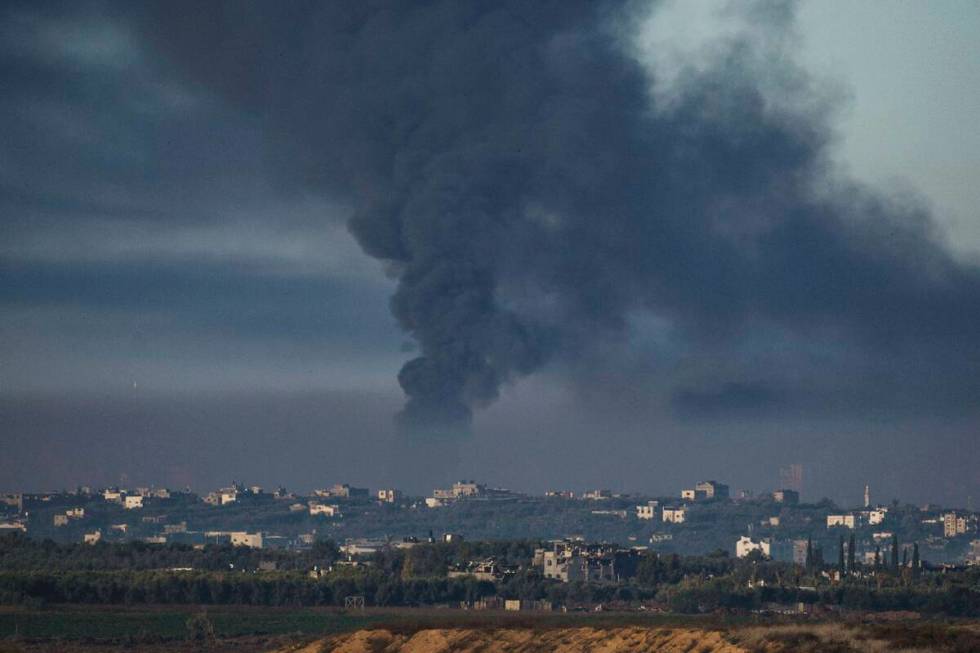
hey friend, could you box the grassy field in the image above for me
[0,605,385,640]
[0,604,752,644]
[2,605,979,653]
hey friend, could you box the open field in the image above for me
[2,606,980,652]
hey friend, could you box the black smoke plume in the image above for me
[133,0,980,429]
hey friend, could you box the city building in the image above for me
[944,512,975,538]
[736,536,771,558]
[778,464,803,493]
[967,540,980,565]
[230,532,263,548]
[663,507,687,524]
[864,508,888,526]
[0,494,23,512]
[103,489,123,503]
[536,541,618,583]
[377,489,401,503]
[827,514,861,529]
[769,539,807,565]
[582,489,612,500]
[124,495,144,510]
[448,559,510,582]
[545,490,575,499]
[84,530,102,544]
[318,484,370,499]
[309,503,340,517]
[695,480,730,500]
[636,501,659,520]
[772,489,800,505]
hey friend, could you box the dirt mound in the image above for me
[277,627,747,653]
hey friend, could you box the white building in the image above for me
[736,536,771,558]
[866,509,888,526]
[663,507,687,524]
[229,532,263,548]
[84,530,102,544]
[124,495,144,510]
[582,489,612,500]
[309,503,340,517]
[378,489,402,503]
[944,512,973,538]
[636,501,659,520]
[827,514,859,529]
[695,481,730,499]
[103,489,123,503]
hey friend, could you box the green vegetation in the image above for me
[2,534,979,617]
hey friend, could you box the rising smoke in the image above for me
[133,0,980,430]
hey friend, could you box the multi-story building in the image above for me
[663,507,687,524]
[736,536,771,558]
[967,540,980,565]
[309,503,340,517]
[103,489,123,503]
[695,481,730,500]
[536,541,618,583]
[944,512,975,538]
[772,489,800,505]
[320,484,370,499]
[582,489,612,500]
[377,489,402,503]
[203,531,263,548]
[827,514,861,529]
[635,501,659,520]
[545,490,575,499]
[124,495,144,510]
[865,508,888,525]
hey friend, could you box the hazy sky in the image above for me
[2,0,978,506]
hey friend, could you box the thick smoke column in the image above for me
[137,1,980,429]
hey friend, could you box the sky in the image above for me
[2,0,979,506]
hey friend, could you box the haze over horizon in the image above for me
[2,0,979,507]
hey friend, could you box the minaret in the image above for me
[864,484,871,508]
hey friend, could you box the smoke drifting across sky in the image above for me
[2,0,980,502]
[128,0,980,428]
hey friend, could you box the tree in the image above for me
[873,546,880,569]
[847,533,856,574]
[911,542,920,579]
[890,534,899,571]
[805,537,813,572]
[186,611,215,647]
[837,535,845,577]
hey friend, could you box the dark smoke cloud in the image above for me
[129,0,980,429]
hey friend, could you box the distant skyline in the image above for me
[2,1,979,505]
